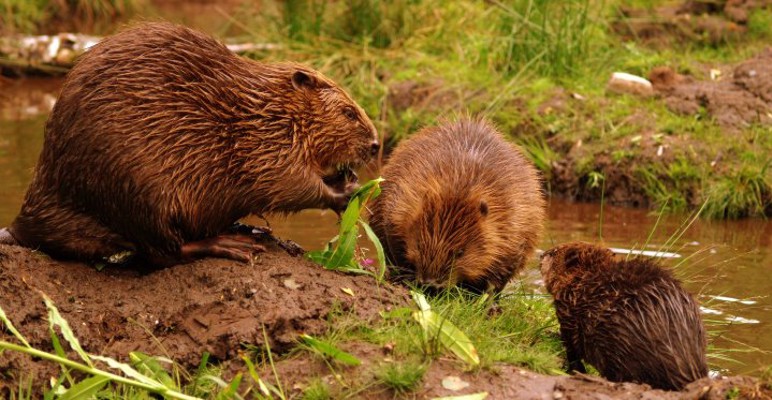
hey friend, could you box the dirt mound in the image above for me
[652,49,772,131]
[0,242,408,391]
[612,0,770,47]
[241,341,772,399]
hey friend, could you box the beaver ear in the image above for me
[479,201,489,217]
[291,70,318,90]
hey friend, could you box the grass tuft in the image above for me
[375,360,427,394]
[301,378,331,400]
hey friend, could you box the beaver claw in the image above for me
[181,234,266,262]
[228,222,273,237]
[227,222,305,257]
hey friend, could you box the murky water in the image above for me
[1,79,769,376]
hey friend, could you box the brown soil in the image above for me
[2,243,770,399]
[612,0,771,48]
[0,241,408,393]
[239,341,771,399]
[653,48,772,131]
[533,47,772,210]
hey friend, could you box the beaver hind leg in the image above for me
[9,199,132,261]
[180,234,266,263]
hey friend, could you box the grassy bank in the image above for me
[229,0,771,219]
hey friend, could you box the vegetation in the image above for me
[232,0,771,219]
[0,0,138,33]
[374,360,426,394]
[1,0,770,397]
[306,178,386,280]
[4,0,770,217]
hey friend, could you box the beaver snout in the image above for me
[416,275,448,292]
[370,141,380,156]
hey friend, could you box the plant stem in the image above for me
[0,341,202,400]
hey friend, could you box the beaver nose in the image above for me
[370,141,380,156]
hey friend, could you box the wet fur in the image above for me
[540,242,708,391]
[369,118,545,292]
[8,22,378,264]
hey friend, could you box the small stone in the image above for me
[283,278,301,290]
[607,72,653,97]
[442,376,470,391]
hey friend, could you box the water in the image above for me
[1,79,769,376]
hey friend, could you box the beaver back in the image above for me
[370,118,545,292]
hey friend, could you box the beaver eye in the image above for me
[453,249,465,259]
[342,106,357,121]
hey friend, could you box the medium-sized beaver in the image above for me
[2,22,379,266]
[540,242,708,391]
[369,118,545,292]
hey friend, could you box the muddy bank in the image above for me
[652,48,772,131]
[523,47,772,215]
[0,242,408,391]
[612,0,771,48]
[239,341,771,399]
[1,242,770,399]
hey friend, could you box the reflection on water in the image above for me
[1,79,769,376]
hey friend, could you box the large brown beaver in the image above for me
[368,118,545,292]
[1,22,379,266]
[540,242,708,391]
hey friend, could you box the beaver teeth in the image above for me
[322,163,358,188]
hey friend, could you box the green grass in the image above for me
[301,378,331,400]
[4,0,771,217]
[322,287,563,374]
[223,0,772,219]
[0,0,138,33]
[375,360,427,394]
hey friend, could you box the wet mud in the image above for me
[0,241,408,391]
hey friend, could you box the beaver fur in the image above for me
[540,242,708,391]
[4,22,379,266]
[369,118,545,292]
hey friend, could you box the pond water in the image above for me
[0,79,769,376]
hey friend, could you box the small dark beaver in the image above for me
[368,118,545,292]
[3,22,379,266]
[540,242,708,391]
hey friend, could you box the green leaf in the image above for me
[242,358,280,398]
[306,177,384,274]
[300,334,361,366]
[411,291,432,312]
[42,293,92,366]
[350,177,384,202]
[216,373,242,400]
[411,292,480,366]
[0,304,31,347]
[360,220,386,280]
[58,376,109,400]
[130,352,177,389]
[339,196,361,233]
[326,225,359,268]
[90,354,165,389]
[196,352,210,377]
[379,307,413,320]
